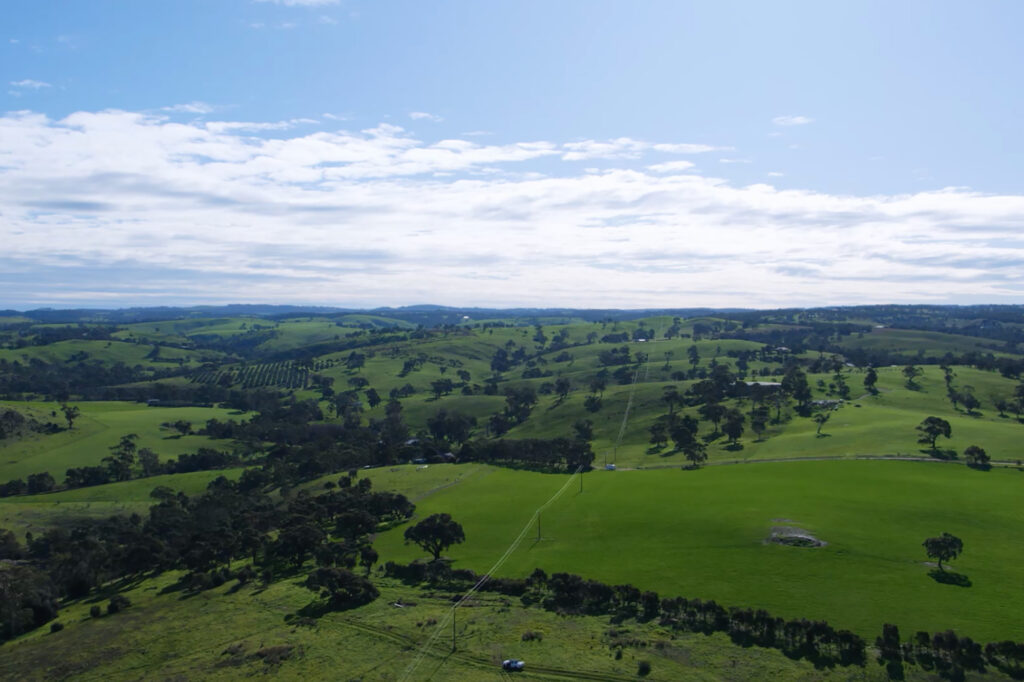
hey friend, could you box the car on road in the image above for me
[501,659,525,672]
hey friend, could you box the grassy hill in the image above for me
[3,305,1024,678]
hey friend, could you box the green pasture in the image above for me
[0,468,245,535]
[0,339,210,369]
[0,401,245,482]
[0,570,888,682]
[836,327,1011,358]
[374,460,1024,642]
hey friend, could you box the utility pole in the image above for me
[579,470,583,493]
[451,607,456,652]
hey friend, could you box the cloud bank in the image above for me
[2,108,1024,308]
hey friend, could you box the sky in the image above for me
[4,0,1024,310]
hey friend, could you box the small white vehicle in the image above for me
[501,659,525,672]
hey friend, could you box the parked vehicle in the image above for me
[501,659,525,672]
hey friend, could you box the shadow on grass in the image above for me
[723,442,744,451]
[815,433,832,439]
[928,569,972,587]
[921,448,958,461]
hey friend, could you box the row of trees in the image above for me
[384,563,866,669]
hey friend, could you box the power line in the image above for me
[400,466,583,681]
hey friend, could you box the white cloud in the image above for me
[719,158,752,164]
[9,79,51,89]
[767,171,784,177]
[163,101,215,114]
[647,160,695,173]
[773,115,814,126]
[563,138,717,161]
[318,15,338,24]
[4,108,1024,308]
[410,111,443,122]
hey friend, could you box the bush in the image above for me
[107,594,131,615]
[637,660,652,676]
[522,630,543,642]
[90,605,101,618]
[49,622,64,633]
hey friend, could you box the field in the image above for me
[372,461,1024,643]
[0,468,245,535]
[0,401,246,482]
[0,570,899,681]
[4,306,1024,678]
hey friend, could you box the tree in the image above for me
[959,387,980,415]
[863,367,878,395]
[430,378,454,399]
[504,386,538,423]
[813,409,832,436]
[427,409,476,446]
[963,445,990,468]
[305,567,379,609]
[750,405,769,441]
[722,408,745,445]
[902,364,922,389]
[572,418,594,442]
[699,402,726,433]
[583,395,602,413]
[59,403,80,430]
[364,387,381,409]
[26,472,55,494]
[923,532,963,572]
[687,345,700,369]
[916,416,952,452]
[782,366,812,412]
[553,377,572,402]
[661,385,682,416]
[669,416,706,466]
[404,513,465,562]
[103,433,138,481]
[648,420,668,449]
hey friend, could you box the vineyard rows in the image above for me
[191,359,334,389]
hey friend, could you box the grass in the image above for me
[0,566,900,681]
[372,460,1024,643]
[0,401,247,482]
[0,468,246,535]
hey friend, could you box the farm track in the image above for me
[338,616,636,681]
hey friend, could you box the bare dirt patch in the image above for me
[766,523,826,548]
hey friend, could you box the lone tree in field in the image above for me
[902,364,923,389]
[404,513,465,562]
[963,445,990,468]
[60,403,80,430]
[813,409,832,436]
[863,367,878,395]
[916,416,952,452]
[923,532,963,572]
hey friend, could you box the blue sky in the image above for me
[4,1,1024,309]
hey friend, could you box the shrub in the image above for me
[522,630,543,642]
[107,595,131,615]
[638,660,652,676]
[89,605,102,618]
[49,622,64,633]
